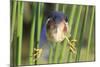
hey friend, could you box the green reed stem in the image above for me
[52,3,60,64]
[29,3,36,65]
[59,40,67,63]
[66,5,77,62]
[59,5,69,63]
[16,1,24,65]
[10,1,17,66]
[69,5,77,29]
[11,0,17,43]
[72,6,83,39]
[53,43,60,63]
[62,4,67,13]
[48,47,53,64]
[75,6,89,61]
[55,3,59,11]
[58,5,68,63]
[35,3,44,65]
[67,6,83,62]
[37,3,43,48]
[86,7,95,60]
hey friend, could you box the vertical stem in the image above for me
[69,5,77,30]
[29,3,36,65]
[58,4,68,63]
[11,0,17,43]
[66,5,77,62]
[67,49,72,62]
[67,51,71,62]
[53,43,60,64]
[48,47,53,64]
[37,3,43,48]
[67,6,83,62]
[16,1,24,65]
[55,3,59,11]
[72,6,83,61]
[53,3,60,64]
[62,4,67,13]
[59,41,67,63]
[75,6,89,61]
[86,7,95,60]
[35,2,43,65]
[72,6,83,39]
[10,0,17,66]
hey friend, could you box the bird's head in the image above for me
[46,11,70,43]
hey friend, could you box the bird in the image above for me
[32,11,76,62]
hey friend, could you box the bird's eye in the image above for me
[65,16,68,22]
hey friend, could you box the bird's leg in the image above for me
[32,48,43,61]
[65,36,77,54]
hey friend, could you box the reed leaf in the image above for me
[55,3,59,11]
[66,5,77,62]
[62,4,67,13]
[29,3,37,64]
[37,3,43,48]
[59,5,68,63]
[53,43,60,63]
[52,3,60,64]
[16,1,24,65]
[86,7,95,60]
[11,0,17,43]
[67,6,83,62]
[72,6,83,39]
[35,3,44,65]
[75,6,89,61]
[10,1,17,66]
[69,5,77,29]
[48,47,53,64]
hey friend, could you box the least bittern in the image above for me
[32,11,77,61]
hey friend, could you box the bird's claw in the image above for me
[69,39,77,54]
[65,36,77,54]
[71,39,77,43]
[32,48,42,61]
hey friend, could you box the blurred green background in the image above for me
[10,1,95,66]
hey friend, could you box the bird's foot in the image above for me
[69,39,77,54]
[32,48,43,61]
[65,36,77,54]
